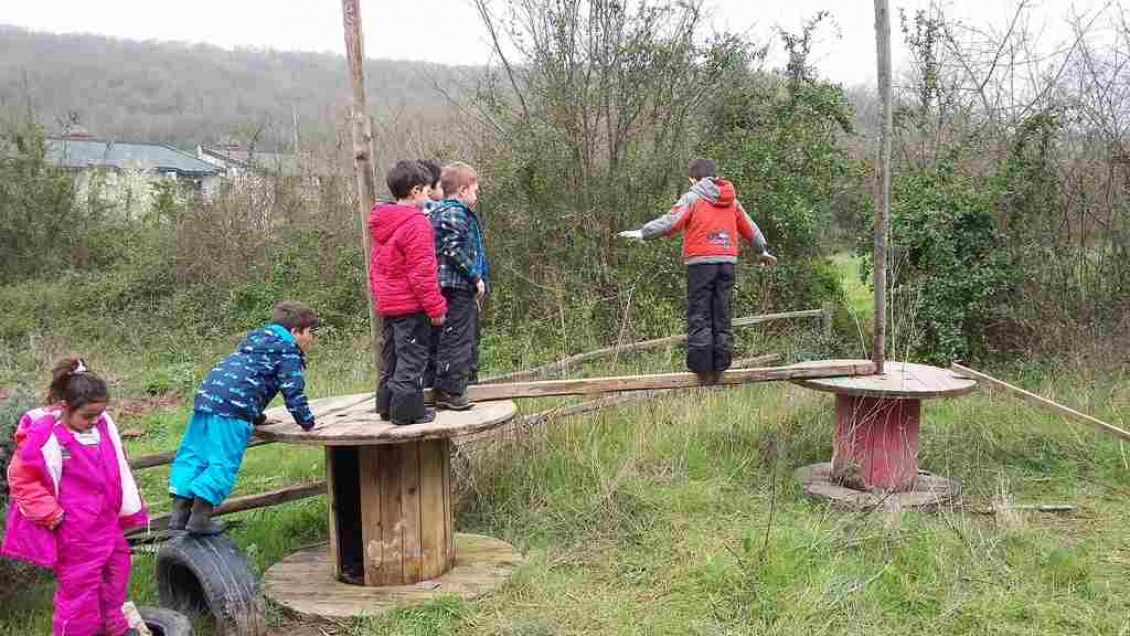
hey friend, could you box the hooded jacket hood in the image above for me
[370,202,423,244]
[691,178,737,207]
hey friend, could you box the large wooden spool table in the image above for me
[791,361,976,509]
[255,395,522,618]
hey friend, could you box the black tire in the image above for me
[136,605,194,636]
[155,533,266,635]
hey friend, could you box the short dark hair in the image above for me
[47,357,109,410]
[272,300,319,332]
[418,159,442,188]
[688,158,716,180]
[386,160,431,200]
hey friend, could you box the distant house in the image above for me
[196,141,303,179]
[46,129,222,201]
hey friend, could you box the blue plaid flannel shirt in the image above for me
[429,199,490,293]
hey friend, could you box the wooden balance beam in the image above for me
[428,360,875,403]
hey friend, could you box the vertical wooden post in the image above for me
[872,0,892,374]
[342,0,382,377]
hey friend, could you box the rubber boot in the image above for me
[185,497,226,536]
[376,385,391,421]
[390,391,436,425]
[167,495,193,531]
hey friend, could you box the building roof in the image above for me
[199,146,303,177]
[45,138,219,178]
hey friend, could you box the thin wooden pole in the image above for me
[342,0,382,379]
[952,364,1130,442]
[873,0,892,374]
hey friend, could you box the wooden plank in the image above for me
[951,364,1130,442]
[257,400,517,447]
[324,448,340,580]
[440,361,874,403]
[377,445,404,585]
[872,0,892,373]
[481,310,823,384]
[127,481,326,533]
[442,439,454,566]
[130,437,274,470]
[400,442,423,582]
[418,439,448,578]
[358,446,383,586]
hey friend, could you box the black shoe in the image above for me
[435,391,472,411]
[123,629,141,636]
[186,497,226,535]
[168,495,193,531]
[391,407,436,426]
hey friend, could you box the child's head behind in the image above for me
[47,357,109,432]
[688,158,717,182]
[441,162,479,207]
[418,159,443,201]
[272,300,319,352]
[386,160,432,207]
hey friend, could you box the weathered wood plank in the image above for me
[482,310,823,384]
[441,361,874,402]
[952,363,1130,442]
[358,446,383,586]
[325,448,341,580]
[376,445,403,586]
[127,481,326,533]
[419,439,448,577]
[400,442,423,582]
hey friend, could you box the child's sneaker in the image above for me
[435,391,472,411]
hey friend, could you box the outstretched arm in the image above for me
[621,191,698,241]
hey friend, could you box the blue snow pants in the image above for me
[168,412,254,506]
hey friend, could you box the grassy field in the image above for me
[2,258,1130,635]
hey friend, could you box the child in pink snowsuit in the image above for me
[2,358,148,636]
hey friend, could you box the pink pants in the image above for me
[53,534,131,636]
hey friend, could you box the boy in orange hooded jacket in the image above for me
[620,158,777,380]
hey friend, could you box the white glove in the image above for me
[618,229,644,240]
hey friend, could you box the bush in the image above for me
[880,162,1019,364]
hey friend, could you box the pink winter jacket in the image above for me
[2,408,147,569]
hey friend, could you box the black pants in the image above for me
[376,313,431,423]
[686,262,735,374]
[431,287,480,396]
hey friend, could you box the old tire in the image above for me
[137,605,194,636]
[155,534,265,635]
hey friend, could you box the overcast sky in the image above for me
[1,0,1113,86]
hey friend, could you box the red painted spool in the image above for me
[832,395,920,491]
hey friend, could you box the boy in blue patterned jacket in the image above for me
[168,300,318,534]
[428,162,489,409]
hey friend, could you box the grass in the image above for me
[3,262,1130,634]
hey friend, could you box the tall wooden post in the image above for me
[872,0,892,374]
[342,0,382,377]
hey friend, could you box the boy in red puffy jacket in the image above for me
[620,158,777,381]
[369,160,447,424]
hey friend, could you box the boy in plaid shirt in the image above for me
[428,162,488,409]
